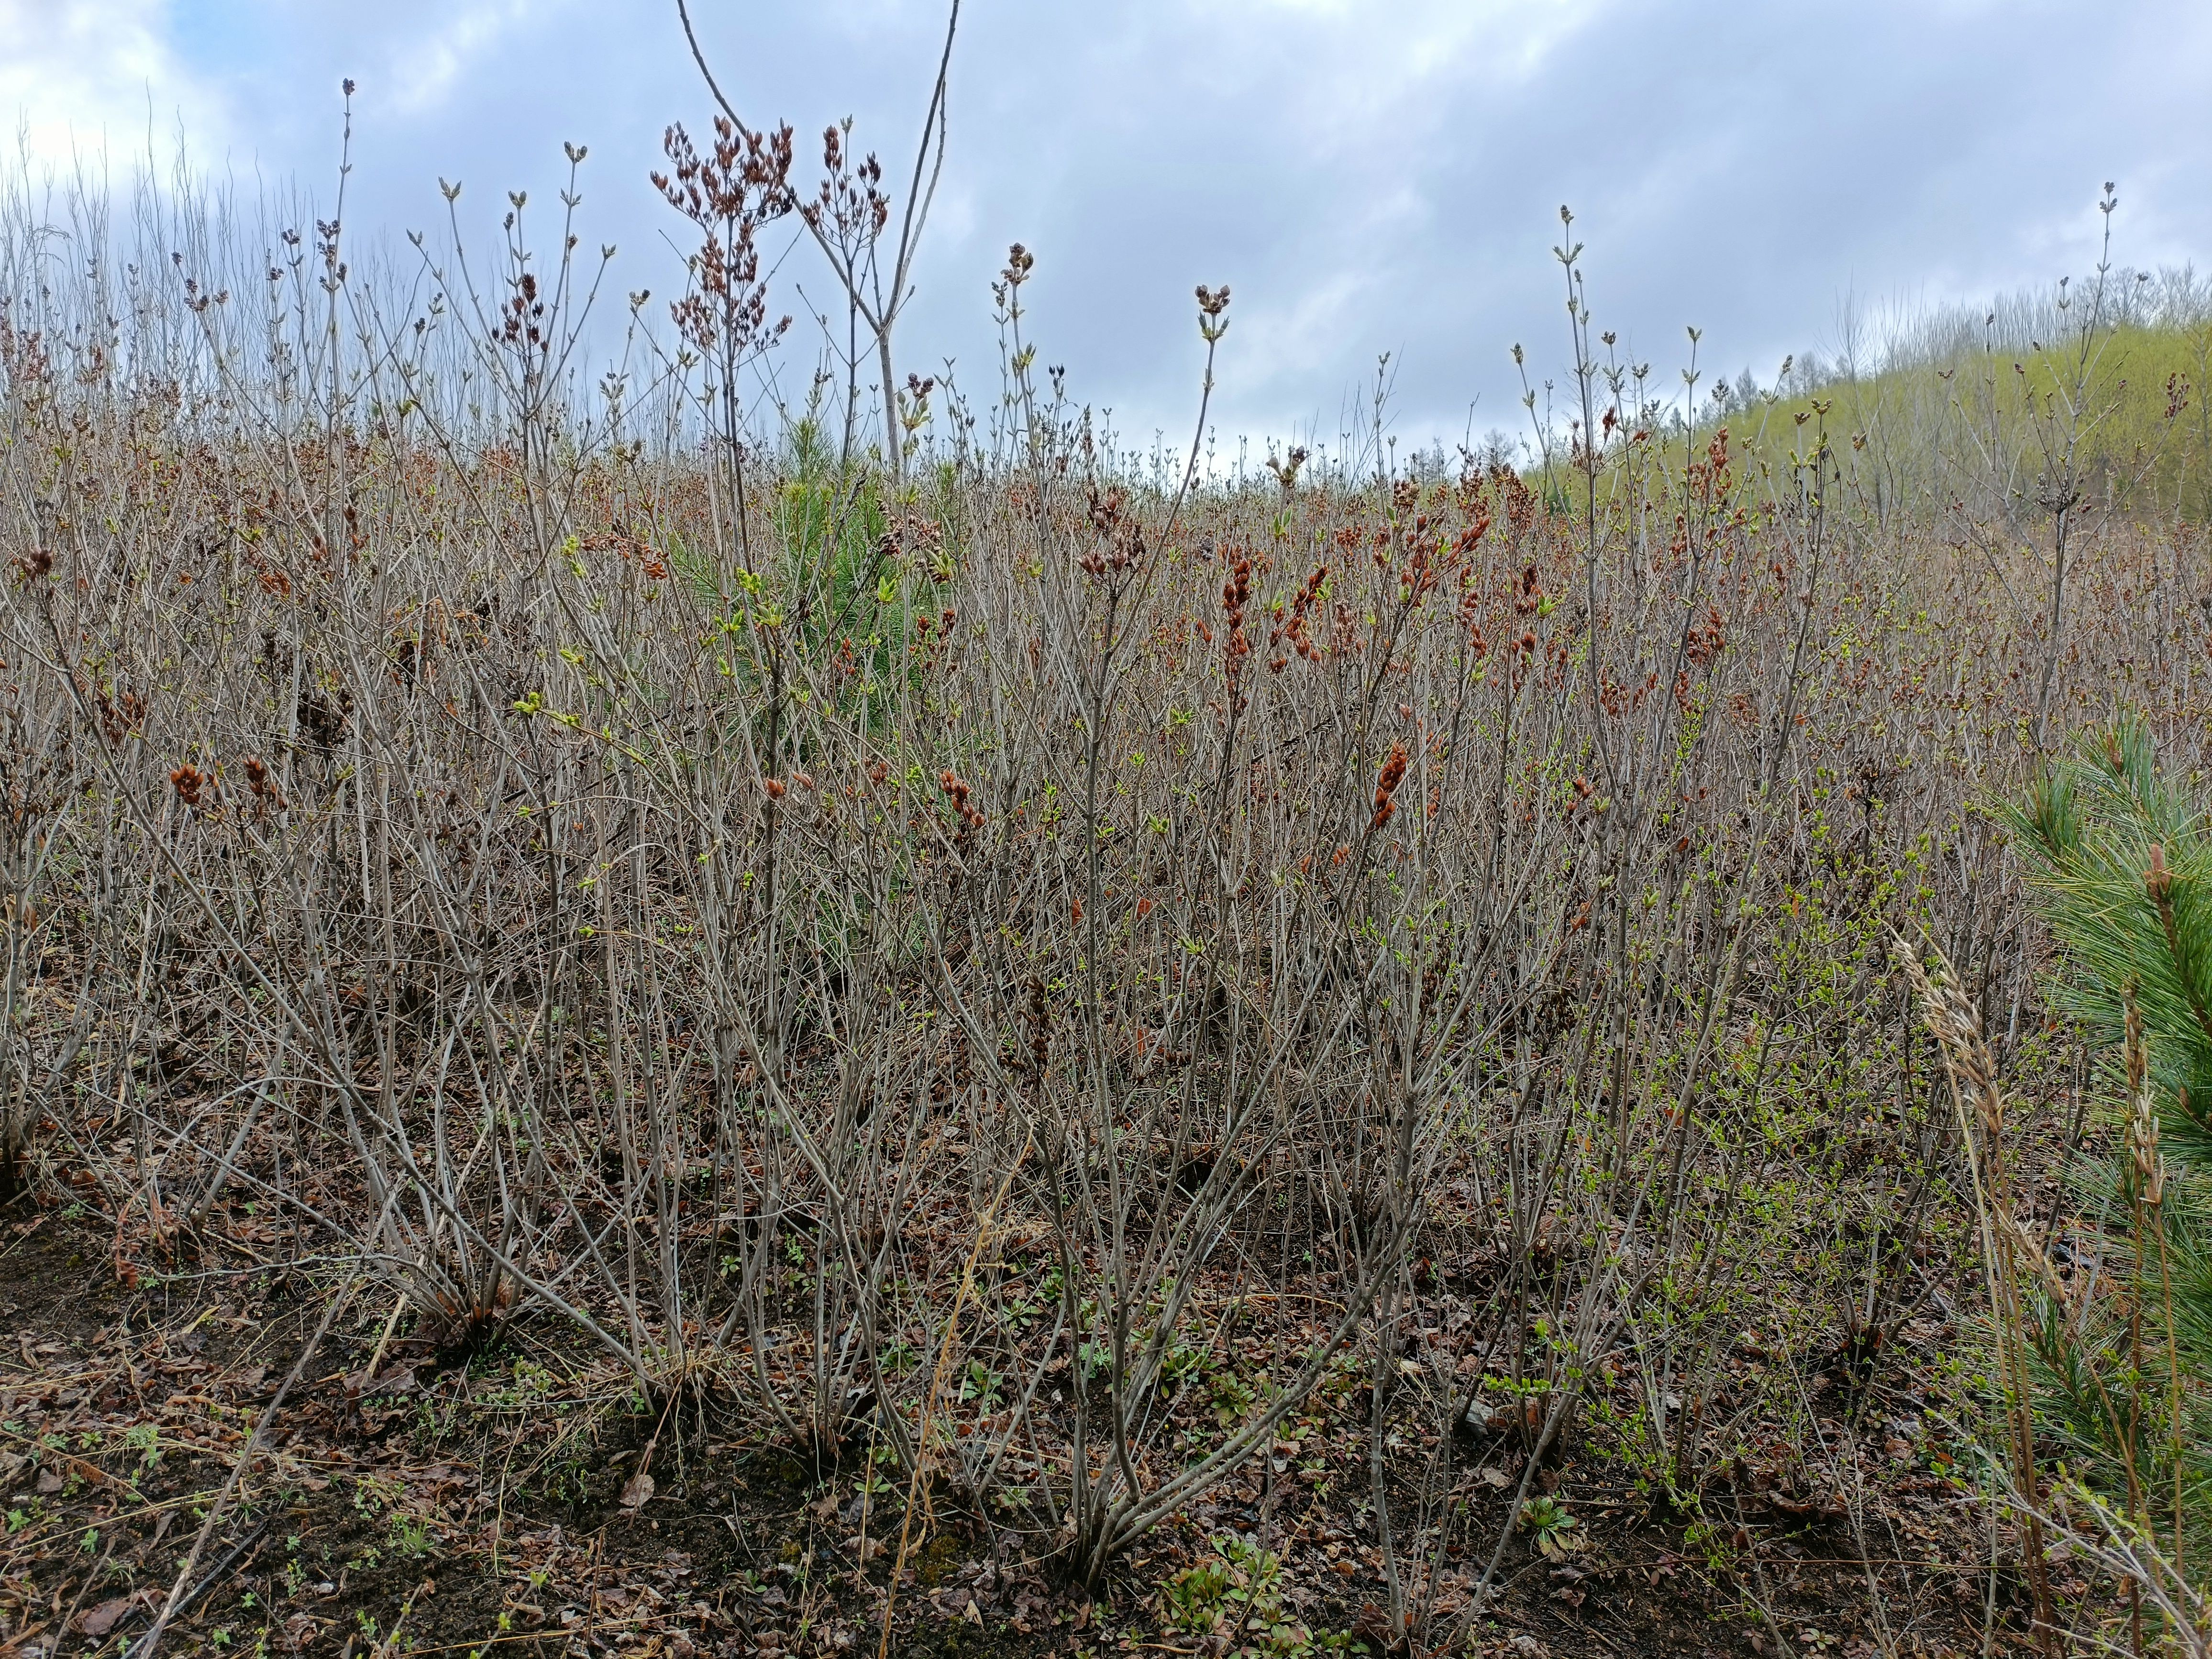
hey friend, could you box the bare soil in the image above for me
[1,1202,2088,1659]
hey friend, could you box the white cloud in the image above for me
[0,0,2207,446]
[0,0,229,164]
[381,0,539,115]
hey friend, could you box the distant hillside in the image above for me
[1718,269,2212,525]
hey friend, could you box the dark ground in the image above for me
[0,1204,2101,1659]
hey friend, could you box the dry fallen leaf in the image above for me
[344,1367,417,1400]
[619,1469,655,1510]
[81,1593,138,1636]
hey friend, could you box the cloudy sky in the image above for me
[6,0,2210,457]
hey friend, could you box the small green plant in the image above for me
[1682,1514,1737,1574]
[1209,1369,1258,1428]
[1161,1335,1211,1389]
[957,1360,1005,1410]
[125,1421,162,1471]
[1162,1534,1364,1657]
[1162,1552,1236,1632]
[351,1472,399,1519]
[1517,1495,1583,1560]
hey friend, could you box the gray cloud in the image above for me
[25,0,2212,453]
